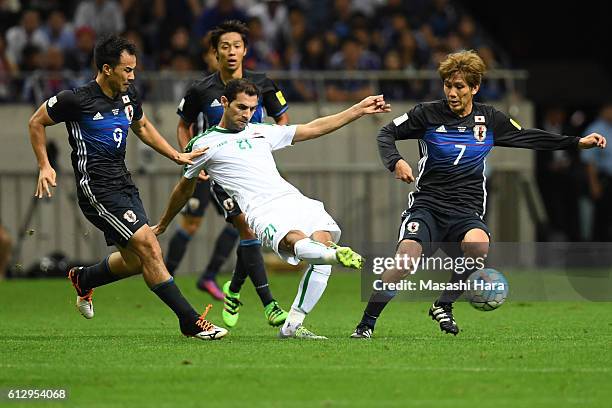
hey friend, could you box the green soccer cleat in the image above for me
[264,301,288,327]
[278,324,328,340]
[328,242,364,270]
[222,281,242,328]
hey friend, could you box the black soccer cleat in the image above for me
[350,323,374,339]
[428,302,459,335]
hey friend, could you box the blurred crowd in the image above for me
[536,103,612,242]
[0,0,510,103]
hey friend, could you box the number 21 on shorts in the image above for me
[263,224,277,243]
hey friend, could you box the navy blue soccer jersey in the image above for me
[378,100,580,217]
[46,80,143,190]
[176,70,288,131]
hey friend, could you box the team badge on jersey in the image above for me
[473,125,487,142]
[124,105,134,124]
[123,210,138,223]
[407,222,420,233]
[223,198,235,211]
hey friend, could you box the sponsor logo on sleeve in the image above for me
[275,90,287,106]
[47,96,58,107]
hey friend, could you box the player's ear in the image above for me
[102,63,112,76]
[220,95,229,108]
[471,84,480,95]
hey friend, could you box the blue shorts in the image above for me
[398,207,490,256]
[209,180,242,222]
[78,183,148,247]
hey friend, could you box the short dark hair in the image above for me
[210,20,249,50]
[223,78,260,104]
[94,35,137,72]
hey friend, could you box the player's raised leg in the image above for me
[352,239,422,338]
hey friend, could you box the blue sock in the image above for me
[79,256,120,291]
[165,227,192,275]
[362,290,397,329]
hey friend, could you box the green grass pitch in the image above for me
[1,272,611,407]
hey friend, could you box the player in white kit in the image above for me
[153,78,391,339]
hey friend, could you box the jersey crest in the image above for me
[473,125,487,142]
[125,105,134,123]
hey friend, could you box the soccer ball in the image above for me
[465,268,509,311]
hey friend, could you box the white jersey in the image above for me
[183,123,300,214]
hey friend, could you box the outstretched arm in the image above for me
[152,176,198,235]
[577,133,607,149]
[28,103,57,198]
[292,95,390,143]
[131,114,205,165]
[493,110,607,150]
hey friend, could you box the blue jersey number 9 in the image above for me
[113,128,123,148]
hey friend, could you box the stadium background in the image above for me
[0,0,610,274]
[1,2,611,407]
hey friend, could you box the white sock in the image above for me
[281,264,332,335]
[281,307,306,335]
[293,238,337,264]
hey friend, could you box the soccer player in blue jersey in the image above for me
[166,20,290,328]
[351,50,607,338]
[28,35,227,340]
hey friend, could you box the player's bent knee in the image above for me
[311,230,333,244]
[279,230,307,251]
[461,229,490,258]
[397,239,423,259]
[462,241,489,259]
[130,227,164,261]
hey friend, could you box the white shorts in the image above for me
[247,194,341,265]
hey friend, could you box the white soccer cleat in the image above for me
[189,304,228,340]
[278,324,328,340]
[191,324,228,340]
[75,294,94,319]
[68,267,94,319]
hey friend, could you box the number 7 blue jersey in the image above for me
[378,100,580,217]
